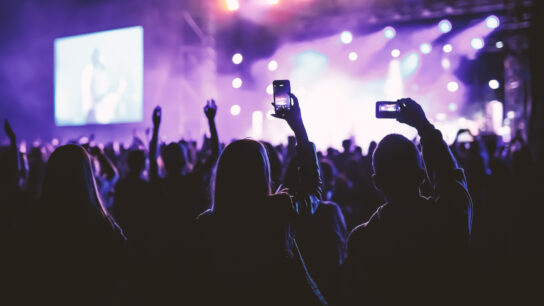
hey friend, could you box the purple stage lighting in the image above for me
[232,77,242,88]
[348,51,358,61]
[268,60,278,71]
[230,104,241,116]
[470,37,484,50]
[442,44,453,53]
[448,103,458,112]
[419,43,431,54]
[391,49,400,58]
[496,41,504,48]
[441,58,451,70]
[438,19,452,33]
[384,26,396,39]
[266,84,273,95]
[232,53,243,64]
[485,15,500,29]
[340,31,353,44]
[447,81,459,92]
[488,79,500,89]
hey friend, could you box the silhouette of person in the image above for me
[343,98,473,306]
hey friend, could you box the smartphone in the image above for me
[273,80,291,116]
[376,101,399,118]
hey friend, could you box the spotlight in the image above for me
[442,44,453,53]
[507,110,515,119]
[496,41,504,49]
[441,58,451,70]
[447,81,459,92]
[348,51,358,61]
[488,79,500,89]
[232,77,242,88]
[232,53,243,64]
[448,103,458,112]
[391,49,400,58]
[470,37,484,50]
[384,26,396,39]
[340,31,353,44]
[226,0,240,11]
[268,60,278,71]
[230,104,241,116]
[438,19,452,33]
[486,15,500,29]
[268,0,279,5]
[266,84,273,95]
[419,43,432,54]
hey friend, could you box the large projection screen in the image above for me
[54,26,143,126]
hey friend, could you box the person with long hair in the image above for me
[192,93,326,305]
[15,144,126,305]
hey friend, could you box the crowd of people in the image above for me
[1,94,543,305]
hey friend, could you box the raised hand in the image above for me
[152,106,162,127]
[204,99,217,121]
[4,119,15,141]
[272,93,308,143]
[396,98,431,131]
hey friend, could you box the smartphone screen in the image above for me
[376,101,399,118]
[273,80,291,114]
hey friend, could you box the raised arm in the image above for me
[273,93,322,216]
[90,146,119,182]
[3,119,20,187]
[396,98,472,243]
[149,106,161,181]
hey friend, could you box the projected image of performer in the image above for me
[81,49,126,124]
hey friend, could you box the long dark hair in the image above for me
[37,144,116,234]
[211,139,271,216]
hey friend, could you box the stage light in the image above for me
[348,51,358,61]
[507,110,515,119]
[232,53,243,64]
[391,49,400,58]
[447,81,459,92]
[486,15,500,29]
[489,79,500,89]
[268,0,280,5]
[443,44,453,53]
[226,0,240,11]
[419,43,432,54]
[266,84,273,95]
[268,60,278,71]
[441,58,451,70]
[448,103,458,112]
[384,26,396,39]
[230,104,241,116]
[436,113,446,121]
[232,77,242,88]
[340,31,353,44]
[496,41,504,49]
[470,37,484,50]
[439,19,452,33]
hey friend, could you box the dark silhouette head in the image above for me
[39,144,113,230]
[372,134,425,200]
[161,142,188,176]
[342,139,352,153]
[212,139,271,215]
[127,149,146,176]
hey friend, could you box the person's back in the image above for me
[15,145,126,305]
[344,99,473,306]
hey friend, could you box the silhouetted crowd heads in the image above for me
[2,95,543,305]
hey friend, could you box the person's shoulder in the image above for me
[348,204,386,244]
